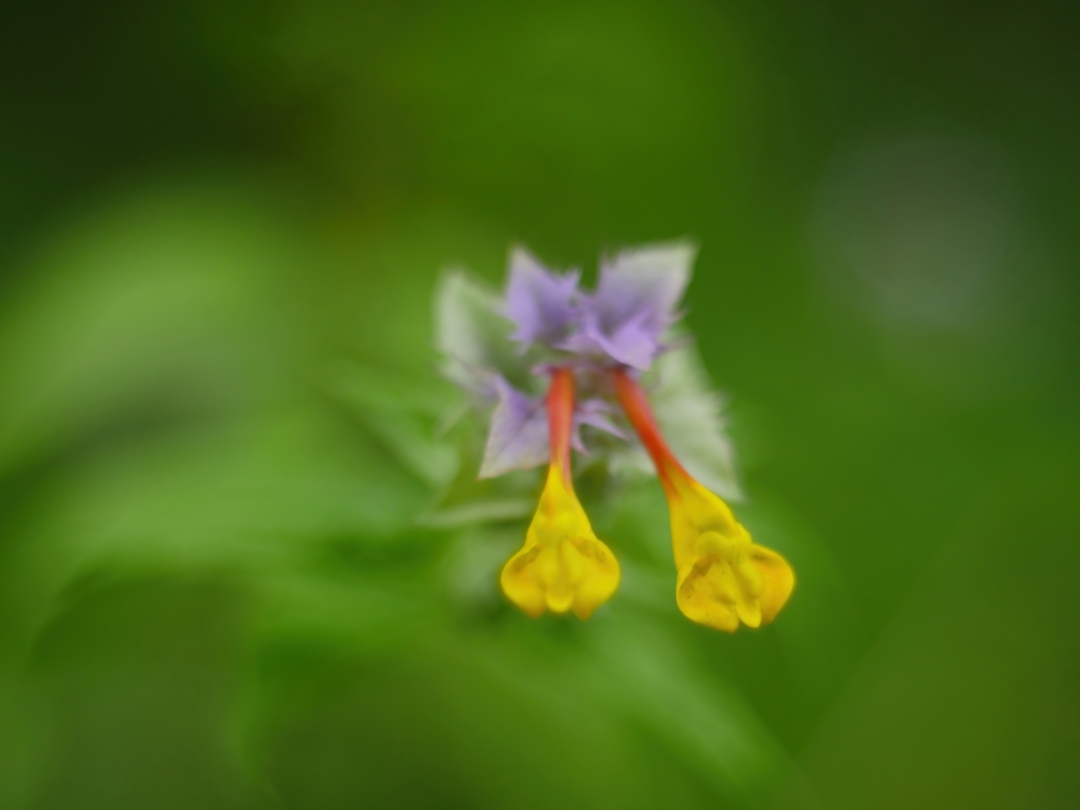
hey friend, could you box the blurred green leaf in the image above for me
[330,361,459,489]
[433,268,535,392]
[590,613,791,807]
[0,185,301,479]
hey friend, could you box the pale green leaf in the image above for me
[651,343,743,500]
[330,362,459,489]
[433,269,535,392]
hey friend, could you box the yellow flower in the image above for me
[612,368,794,632]
[501,464,620,619]
[664,470,794,632]
[499,367,620,619]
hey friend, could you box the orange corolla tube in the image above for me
[612,368,794,632]
[500,368,620,619]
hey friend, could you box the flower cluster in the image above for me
[435,243,794,631]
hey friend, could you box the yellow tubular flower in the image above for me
[612,368,794,632]
[500,368,620,619]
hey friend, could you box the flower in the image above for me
[434,241,795,630]
[500,368,620,618]
[612,368,794,631]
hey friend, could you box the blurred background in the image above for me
[1,1,1078,808]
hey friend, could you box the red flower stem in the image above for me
[610,367,686,493]
[548,367,575,483]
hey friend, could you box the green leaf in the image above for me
[330,361,459,489]
[607,340,742,501]
[0,186,300,479]
[433,269,535,392]
[651,342,743,500]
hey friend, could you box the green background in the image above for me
[2,1,1078,808]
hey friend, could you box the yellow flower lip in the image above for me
[667,473,794,632]
[499,367,620,619]
[501,465,620,619]
[611,367,795,632]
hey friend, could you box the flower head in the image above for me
[434,241,795,630]
[500,368,620,618]
[612,368,794,631]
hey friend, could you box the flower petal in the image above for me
[503,246,581,348]
[599,241,695,324]
[479,378,549,478]
[564,241,695,369]
[568,308,658,369]
[750,544,796,624]
[570,396,626,453]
